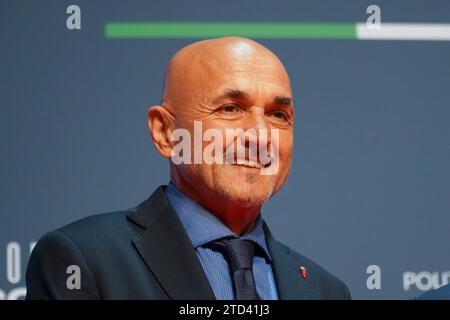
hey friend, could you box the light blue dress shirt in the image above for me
[165,182,279,300]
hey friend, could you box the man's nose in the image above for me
[246,108,269,131]
[243,108,270,151]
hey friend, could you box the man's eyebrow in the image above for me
[273,96,292,105]
[217,89,292,106]
[220,89,250,100]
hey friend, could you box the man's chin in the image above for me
[213,185,274,208]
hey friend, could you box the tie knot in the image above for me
[209,238,256,272]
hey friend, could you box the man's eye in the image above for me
[219,104,240,113]
[270,110,289,121]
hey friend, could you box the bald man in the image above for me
[26,37,351,300]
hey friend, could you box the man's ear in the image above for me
[147,105,174,158]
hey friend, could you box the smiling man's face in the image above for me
[152,37,294,212]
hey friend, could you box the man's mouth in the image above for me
[223,145,274,169]
[234,159,265,169]
[226,157,272,169]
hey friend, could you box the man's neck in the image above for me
[169,180,261,236]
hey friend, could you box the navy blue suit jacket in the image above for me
[416,284,450,300]
[26,186,351,300]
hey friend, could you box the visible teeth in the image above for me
[245,160,262,168]
[238,159,263,168]
[225,157,271,168]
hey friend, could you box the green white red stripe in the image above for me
[105,22,450,41]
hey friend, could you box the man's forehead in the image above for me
[171,37,288,77]
[162,37,291,108]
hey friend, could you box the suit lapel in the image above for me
[264,223,316,300]
[127,186,215,300]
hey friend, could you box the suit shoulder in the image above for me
[30,211,140,272]
[44,211,137,251]
[278,241,351,299]
[59,211,130,235]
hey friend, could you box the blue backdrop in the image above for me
[1,0,449,299]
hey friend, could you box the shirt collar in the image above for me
[165,182,272,261]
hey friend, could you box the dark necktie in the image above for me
[208,238,261,300]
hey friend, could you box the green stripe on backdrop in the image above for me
[105,23,357,39]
